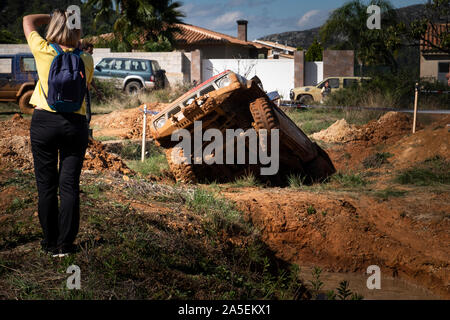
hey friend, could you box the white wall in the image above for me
[202,59,294,100]
[305,62,323,86]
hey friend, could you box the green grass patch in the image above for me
[127,154,169,177]
[307,205,317,215]
[331,172,368,188]
[285,108,343,135]
[95,136,118,142]
[187,188,251,236]
[230,173,261,188]
[0,170,36,192]
[6,197,33,213]
[288,174,307,189]
[394,156,450,186]
[373,187,408,201]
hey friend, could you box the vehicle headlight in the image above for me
[290,90,294,100]
[304,87,310,92]
[154,116,166,129]
[216,75,231,88]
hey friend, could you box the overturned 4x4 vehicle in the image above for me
[149,70,335,184]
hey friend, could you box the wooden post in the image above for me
[141,105,147,162]
[412,83,419,134]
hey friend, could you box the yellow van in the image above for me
[289,76,371,103]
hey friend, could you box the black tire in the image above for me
[299,95,313,105]
[165,147,197,183]
[125,81,143,95]
[18,90,34,114]
[249,97,279,131]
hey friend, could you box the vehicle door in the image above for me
[110,59,125,79]
[327,78,340,94]
[132,60,148,80]
[0,56,16,99]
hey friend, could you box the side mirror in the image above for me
[95,65,102,72]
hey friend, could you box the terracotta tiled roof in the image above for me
[88,23,265,50]
[420,23,449,53]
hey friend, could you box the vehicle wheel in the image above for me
[299,95,313,105]
[249,97,279,131]
[165,147,197,183]
[18,90,35,114]
[125,81,142,95]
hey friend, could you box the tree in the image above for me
[0,0,110,43]
[398,0,449,54]
[0,30,20,44]
[320,0,400,71]
[87,0,185,51]
[305,39,323,61]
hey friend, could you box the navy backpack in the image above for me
[40,43,87,112]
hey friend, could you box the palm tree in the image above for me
[88,0,185,50]
[320,0,399,72]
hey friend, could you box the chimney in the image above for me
[237,20,248,42]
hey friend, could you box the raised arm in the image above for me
[23,14,51,39]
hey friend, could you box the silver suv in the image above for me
[94,58,166,94]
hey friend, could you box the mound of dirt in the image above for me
[388,125,449,169]
[0,114,33,170]
[312,112,417,146]
[0,135,34,170]
[83,139,131,174]
[0,114,131,174]
[311,119,364,143]
[92,102,166,140]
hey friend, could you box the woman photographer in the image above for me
[23,9,93,257]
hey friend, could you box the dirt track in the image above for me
[0,110,448,299]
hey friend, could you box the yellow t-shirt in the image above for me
[26,31,93,116]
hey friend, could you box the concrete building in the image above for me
[420,24,450,83]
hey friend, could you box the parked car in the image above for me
[290,76,371,103]
[0,53,38,114]
[94,57,166,94]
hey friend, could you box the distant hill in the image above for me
[258,4,426,48]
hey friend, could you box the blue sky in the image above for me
[179,0,428,40]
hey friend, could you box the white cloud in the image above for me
[297,10,321,27]
[296,9,330,30]
[210,11,243,29]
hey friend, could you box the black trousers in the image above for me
[30,109,88,249]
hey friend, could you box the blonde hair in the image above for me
[46,9,81,48]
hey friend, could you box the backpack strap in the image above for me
[40,81,48,100]
[73,48,82,56]
[42,44,66,99]
[50,43,63,56]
